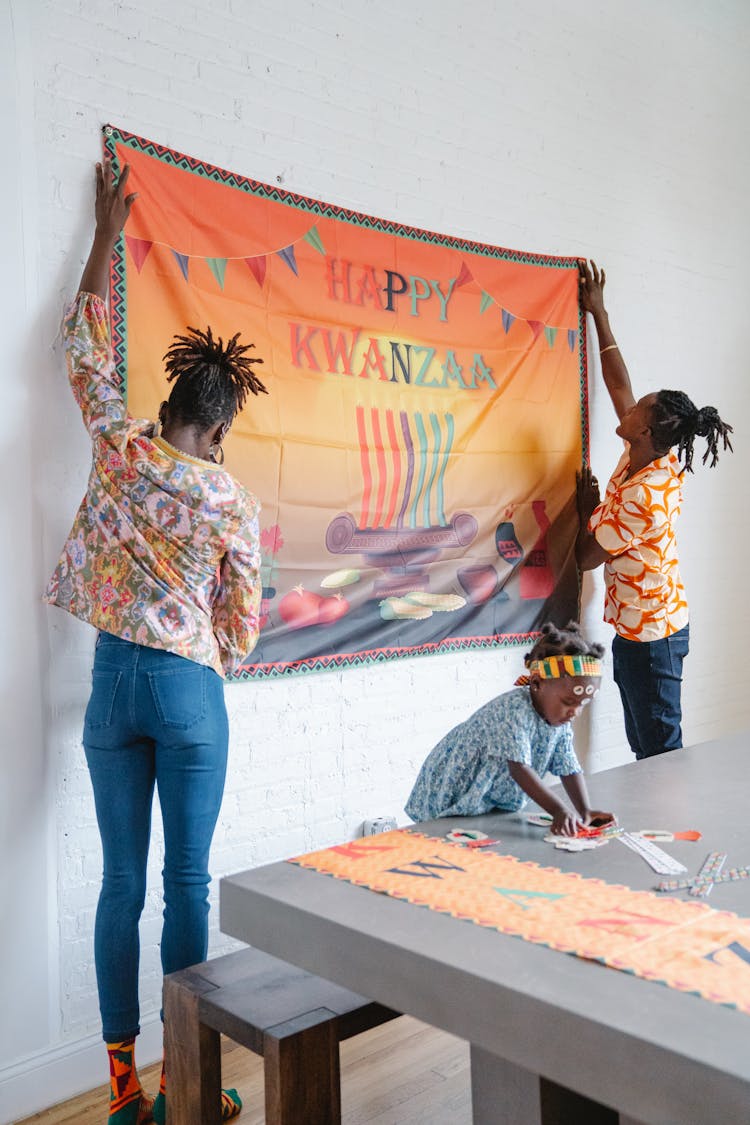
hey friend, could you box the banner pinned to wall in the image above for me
[104,124,587,680]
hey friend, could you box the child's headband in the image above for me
[514,653,603,686]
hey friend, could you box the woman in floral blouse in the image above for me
[45,159,266,1125]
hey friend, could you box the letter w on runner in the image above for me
[386,856,467,878]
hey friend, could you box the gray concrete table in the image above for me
[221,732,750,1124]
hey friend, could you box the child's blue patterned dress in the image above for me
[405,686,581,821]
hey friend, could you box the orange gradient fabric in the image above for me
[105,125,587,679]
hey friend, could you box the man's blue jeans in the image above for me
[83,632,228,1042]
[612,624,690,760]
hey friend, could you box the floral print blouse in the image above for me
[405,687,581,821]
[44,292,261,677]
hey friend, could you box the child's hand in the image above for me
[583,810,617,829]
[551,809,581,837]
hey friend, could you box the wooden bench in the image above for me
[163,946,400,1125]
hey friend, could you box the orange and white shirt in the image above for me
[588,449,688,642]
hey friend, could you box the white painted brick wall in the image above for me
[3,0,750,1117]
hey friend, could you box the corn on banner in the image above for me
[104,125,587,680]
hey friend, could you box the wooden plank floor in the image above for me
[16,1017,471,1125]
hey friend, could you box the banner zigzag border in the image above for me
[103,124,580,269]
[231,631,536,681]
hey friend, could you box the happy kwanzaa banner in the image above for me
[104,125,587,679]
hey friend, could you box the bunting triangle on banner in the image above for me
[501,308,515,334]
[206,257,228,289]
[125,236,153,273]
[479,290,494,314]
[172,250,189,282]
[526,319,544,341]
[245,256,267,288]
[454,261,473,289]
[277,245,299,275]
[567,328,578,352]
[544,326,558,349]
[303,226,326,255]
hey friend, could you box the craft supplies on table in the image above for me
[657,865,750,894]
[525,812,619,840]
[525,813,554,827]
[617,832,688,875]
[640,829,702,842]
[655,852,750,897]
[525,813,701,851]
[690,852,727,897]
[445,829,500,848]
[544,834,609,852]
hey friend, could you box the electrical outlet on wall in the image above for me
[362,817,398,836]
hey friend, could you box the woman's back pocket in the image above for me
[147,666,207,730]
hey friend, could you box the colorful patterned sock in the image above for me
[106,1039,154,1124]
[151,1057,242,1123]
[220,1089,243,1120]
[151,1061,166,1125]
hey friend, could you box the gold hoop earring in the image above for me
[210,442,225,466]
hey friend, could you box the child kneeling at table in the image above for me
[405,621,616,836]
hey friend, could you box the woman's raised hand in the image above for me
[78,158,138,298]
[578,259,607,316]
[94,158,137,242]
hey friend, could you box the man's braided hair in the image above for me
[651,390,733,473]
[163,326,267,429]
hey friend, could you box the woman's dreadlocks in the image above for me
[163,326,267,430]
[651,390,733,473]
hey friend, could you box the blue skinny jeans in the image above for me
[83,632,228,1042]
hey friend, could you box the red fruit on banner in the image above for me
[318,593,349,625]
[278,585,323,629]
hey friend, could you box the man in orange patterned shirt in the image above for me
[575,261,732,760]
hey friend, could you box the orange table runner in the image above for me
[290,830,750,1013]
